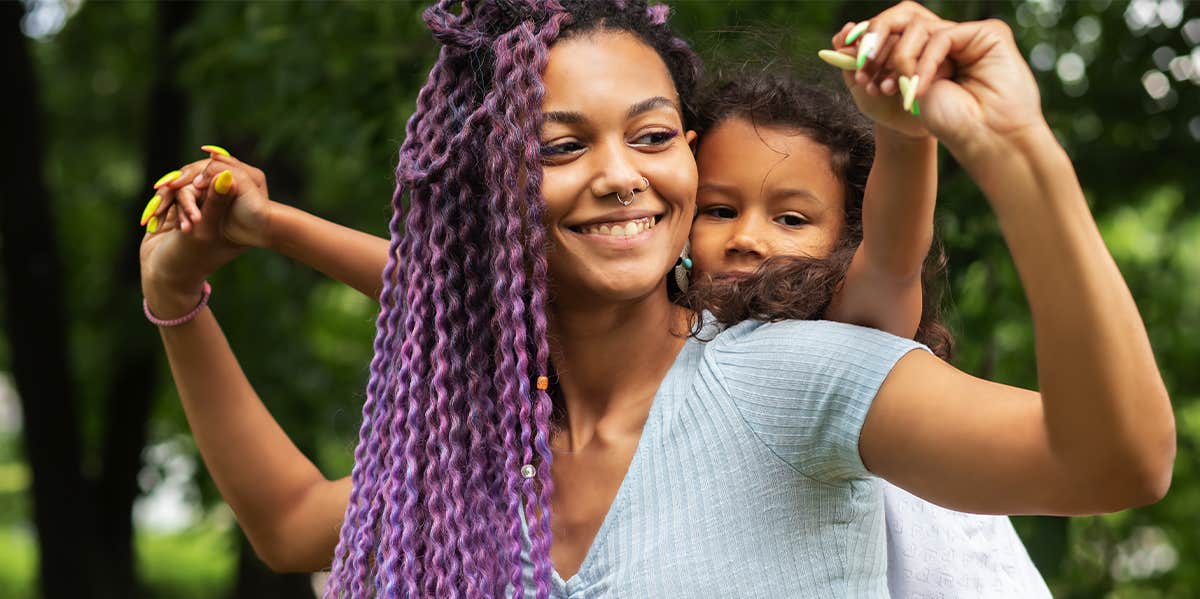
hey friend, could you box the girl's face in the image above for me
[539,31,698,305]
[690,118,846,277]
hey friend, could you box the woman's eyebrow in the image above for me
[625,96,679,119]
[544,110,586,125]
[542,96,679,126]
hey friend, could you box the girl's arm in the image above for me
[825,127,936,339]
[856,15,1174,515]
[266,202,391,300]
[141,171,349,572]
[822,7,945,340]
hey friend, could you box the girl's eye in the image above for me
[775,213,809,227]
[631,129,678,147]
[702,206,737,219]
[540,141,585,158]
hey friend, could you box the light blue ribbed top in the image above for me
[513,316,928,598]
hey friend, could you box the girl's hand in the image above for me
[829,2,953,139]
[140,168,258,315]
[144,150,276,249]
[838,3,1046,159]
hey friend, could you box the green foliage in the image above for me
[7,0,1198,596]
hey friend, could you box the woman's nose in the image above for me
[589,142,645,202]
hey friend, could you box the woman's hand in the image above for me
[140,168,260,317]
[145,150,276,249]
[908,19,1046,161]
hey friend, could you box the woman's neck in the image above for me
[548,284,692,453]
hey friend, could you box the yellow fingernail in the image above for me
[140,195,162,226]
[898,76,911,98]
[818,49,858,71]
[201,144,231,157]
[147,216,159,233]
[903,75,919,113]
[845,21,870,45]
[153,170,181,189]
[213,170,233,195]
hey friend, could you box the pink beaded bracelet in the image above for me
[143,281,212,327]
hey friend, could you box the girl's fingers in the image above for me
[192,159,234,190]
[177,185,204,225]
[857,33,899,87]
[879,72,899,95]
[853,2,943,68]
[157,159,211,192]
[833,21,856,47]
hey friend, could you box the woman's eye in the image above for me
[702,206,737,219]
[775,213,808,227]
[631,129,678,147]
[540,141,584,158]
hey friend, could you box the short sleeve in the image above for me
[706,319,928,483]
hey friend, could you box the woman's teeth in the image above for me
[579,216,656,237]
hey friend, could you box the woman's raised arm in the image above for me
[853,14,1174,515]
[141,171,350,571]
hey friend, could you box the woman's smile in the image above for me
[566,212,665,249]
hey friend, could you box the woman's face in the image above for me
[690,118,846,277]
[539,31,697,305]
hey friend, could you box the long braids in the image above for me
[324,2,700,597]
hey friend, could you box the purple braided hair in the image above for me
[323,2,701,597]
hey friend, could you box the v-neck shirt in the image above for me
[511,317,930,597]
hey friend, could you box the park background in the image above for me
[2,0,1198,597]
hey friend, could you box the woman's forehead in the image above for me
[542,31,678,115]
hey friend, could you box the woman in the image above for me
[139,1,1173,597]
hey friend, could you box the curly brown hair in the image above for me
[682,74,954,360]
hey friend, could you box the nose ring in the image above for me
[615,177,650,207]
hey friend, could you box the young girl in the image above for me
[139,1,1171,596]
[687,74,1048,597]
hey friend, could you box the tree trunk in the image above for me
[0,2,96,598]
[92,3,199,596]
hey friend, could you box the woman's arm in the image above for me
[141,171,349,571]
[857,17,1174,515]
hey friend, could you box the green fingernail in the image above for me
[912,99,920,116]
[846,21,870,44]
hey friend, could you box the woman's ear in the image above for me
[686,130,699,154]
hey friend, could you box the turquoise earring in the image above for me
[674,240,692,293]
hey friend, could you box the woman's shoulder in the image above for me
[708,316,923,354]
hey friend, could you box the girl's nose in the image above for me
[725,220,768,259]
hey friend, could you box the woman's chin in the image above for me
[552,264,671,306]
